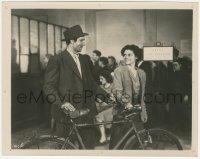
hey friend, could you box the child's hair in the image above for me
[99,70,113,83]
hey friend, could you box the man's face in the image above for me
[123,50,137,65]
[91,53,99,62]
[173,62,181,72]
[71,37,85,53]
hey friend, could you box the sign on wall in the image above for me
[143,46,173,61]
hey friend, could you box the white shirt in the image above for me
[67,49,82,78]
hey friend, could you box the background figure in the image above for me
[90,50,102,84]
[136,48,154,127]
[153,60,171,127]
[168,47,180,75]
[109,44,147,149]
[108,56,118,75]
[168,58,192,132]
[11,39,20,75]
[95,70,114,144]
[40,54,54,128]
[98,57,109,73]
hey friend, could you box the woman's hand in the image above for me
[140,108,148,123]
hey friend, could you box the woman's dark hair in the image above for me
[99,57,108,66]
[121,44,140,57]
[100,70,113,83]
[93,50,102,57]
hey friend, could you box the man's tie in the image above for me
[73,53,82,78]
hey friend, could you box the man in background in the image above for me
[90,50,102,84]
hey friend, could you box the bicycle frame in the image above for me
[61,118,146,150]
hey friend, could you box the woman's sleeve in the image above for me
[141,71,146,109]
[112,69,131,105]
[112,69,123,101]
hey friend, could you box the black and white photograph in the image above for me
[2,1,198,156]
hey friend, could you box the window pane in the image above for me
[30,20,38,54]
[39,22,47,69]
[11,16,20,65]
[20,55,29,73]
[55,26,61,54]
[20,18,29,55]
[47,24,54,55]
[61,27,66,51]
[11,16,20,74]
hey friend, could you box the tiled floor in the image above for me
[12,122,191,150]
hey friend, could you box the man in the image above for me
[43,25,108,149]
[91,50,101,65]
[168,58,192,131]
[90,50,102,84]
[108,56,118,74]
[136,48,154,127]
[98,57,109,73]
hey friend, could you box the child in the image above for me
[96,70,115,144]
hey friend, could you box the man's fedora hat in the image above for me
[62,25,89,41]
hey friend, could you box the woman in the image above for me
[95,70,115,144]
[109,44,148,149]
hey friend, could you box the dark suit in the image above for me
[43,50,107,148]
[138,61,153,94]
[138,61,154,127]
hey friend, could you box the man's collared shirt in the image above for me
[67,48,82,78]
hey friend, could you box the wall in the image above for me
[12,9,193,59]
[95,10,192,61]
[156,10,192,58]
[96,10,145,61]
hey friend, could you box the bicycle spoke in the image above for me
[124,129,183,150]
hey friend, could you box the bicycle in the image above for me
[17,105,183,150]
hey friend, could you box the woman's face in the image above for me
[99,76,107,85]
[123,50,137,65]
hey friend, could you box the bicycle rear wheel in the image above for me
[123,128,183,150]
[18,135,76,149]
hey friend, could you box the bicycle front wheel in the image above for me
[123,128,183,150]
[18,135,76,149]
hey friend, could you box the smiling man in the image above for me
[43,25,107,149]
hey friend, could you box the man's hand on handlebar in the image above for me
[61,102,75,114]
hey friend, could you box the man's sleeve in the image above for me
[43,56,62,108]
